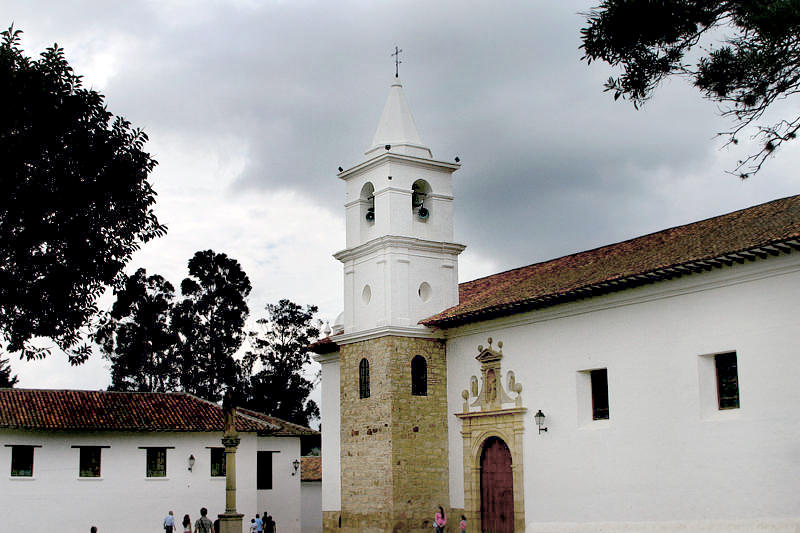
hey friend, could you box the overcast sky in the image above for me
[5,1,799,395]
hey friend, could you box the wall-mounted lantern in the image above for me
[292,459,301,476]
[534,410,548,434]
[188,454,196,471]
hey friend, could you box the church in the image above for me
[311,77,800,532]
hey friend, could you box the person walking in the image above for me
[194,507,213,533]
[164,510,176,533]
[434,506,447,533]
[254,513,263,533]
[182,514,192,533]
[459,514,467,532]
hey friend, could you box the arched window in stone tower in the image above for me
[411,355,427,396]
[359,358,370,399]
[411,179,431,221]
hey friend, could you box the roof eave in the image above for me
[423,238,800,328]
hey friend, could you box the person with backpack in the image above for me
[194,507,213,533]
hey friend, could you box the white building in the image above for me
[0,389,318,532]
[313,77,800,532]
[301,456,322,533]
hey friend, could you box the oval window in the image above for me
[362,285,372,304]
[418,282,432,302]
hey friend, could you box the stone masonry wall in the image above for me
[390,337,450,531]
[337,336,451,532]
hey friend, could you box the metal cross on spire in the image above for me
[391,46,402,78]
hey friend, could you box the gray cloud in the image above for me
[4,0,799,387]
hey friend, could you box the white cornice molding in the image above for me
[312,352,340,364]
[443,254,800,339]
[337,152,460,180]
[334,325,444,345]
[333,235,466,262]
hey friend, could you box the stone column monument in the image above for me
[219,390,244,533]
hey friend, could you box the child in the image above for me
[249,518,257,533]
[459,515,467,531]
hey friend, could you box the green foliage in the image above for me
[95,269,178,392]
[0,356,19,388]
[242,299,320,427]
[581,1,800,177]
[172,250,252,403]
[0,25,165,364]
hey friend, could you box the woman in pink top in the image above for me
[459,514,467,531]
[434,506,446,533]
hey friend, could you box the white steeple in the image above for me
[335,78,464,339]
[365,78,432,159]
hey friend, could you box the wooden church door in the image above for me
[480,437,514,532]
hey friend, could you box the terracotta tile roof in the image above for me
[423,194,800,328]
[309,336,339,355]
[238,408,319,437]
[0,389,317,436]
[301,456,321,481]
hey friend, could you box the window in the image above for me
[210,447,226,477]
[590,369,609,420]
[78,446,102,477]
[146,447,167,477]
[10,445,34,477]
[715,352,740,409]
[257,451,275,490]
[411,355,427,396]
[359,358,370,399]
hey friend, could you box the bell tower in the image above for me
[332,77,464,532]
[335,77,465,334]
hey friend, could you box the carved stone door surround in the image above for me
[456,338,526,532]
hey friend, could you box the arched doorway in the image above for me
[480,437,514,532]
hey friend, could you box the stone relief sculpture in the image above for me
[461,337,523,412]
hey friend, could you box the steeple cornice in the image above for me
[333,234,466,263]
[337,151,460,181]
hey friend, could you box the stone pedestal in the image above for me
[218,512,245,533]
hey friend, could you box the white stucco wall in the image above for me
[301,481,322,533]
[1,430,305,533]
[256,435,303,532]
[316,352,341,513]
[446,253,800,530]
[2,431,255,532]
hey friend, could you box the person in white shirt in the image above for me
[163,510,175,533]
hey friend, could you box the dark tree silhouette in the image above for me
[0,356,19,388]
[0,26,165,364]
[242,299,320,427]
[581,1,800,177]
[95,269,178,392]
[173,250,251,403]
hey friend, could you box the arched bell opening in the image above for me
[360,182,375,224]
[411,179,432,222]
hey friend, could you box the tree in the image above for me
[94,268,178,392]
[0,26,165,364]
[242,299,320,427]
[172,250,251,403]
[581,1,800,177]
[0,356,19,388]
